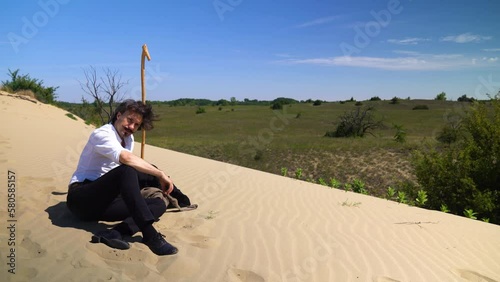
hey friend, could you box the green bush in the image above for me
[254,150,263,161]
[271,97,297,110]
[436,112,463,144]
[313,100,322,106]
[392,180,420,205]
[329,178,341,188]
[318,178,328,186]
[387,186,396,200]
[55,99,103,126]
[370,96,381,101]
[65,113,77,120]
[413,96,500,223]
[2,69,58,103]
[463,209,478,220]
[457,94,475,102]
[281,167,288,177]
[272,97,298,105]
[351,179,368,195]
[412,105,429,110]
[325,106,383,138]
[216,99,229,106]
[393,124,407,143]
[435,92,447,101]
[415,190,428,207]
[196,107,206,114]
[295,168,303,179]
[436,125,461,144]
[397,191,408,204]
[390,97,400,104]
[270,102,283,110]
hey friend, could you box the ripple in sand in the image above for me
[454,269,498,282]
[374,276,401,282]
[226,267,265,282]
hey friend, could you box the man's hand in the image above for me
[159,171,174,195]
[119,151,174,194]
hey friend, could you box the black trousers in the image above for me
[66,165,166,235]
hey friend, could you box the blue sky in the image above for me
[1,0,499,102]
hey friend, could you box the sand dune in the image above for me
[0,91,499,282]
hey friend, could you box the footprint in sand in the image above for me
[85,242,157,265]
[226,267,265,282]
[157,216,218,249]
[174,233,218,249]
[55,252,69,262]
[19,235,47,258]
[453,269,498,282]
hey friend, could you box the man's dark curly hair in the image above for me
[110,99,157,131]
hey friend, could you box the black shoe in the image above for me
[91,229,130,250]
[143,232,178,255]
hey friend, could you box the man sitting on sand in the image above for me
[66,99,177,255]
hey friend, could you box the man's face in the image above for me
[114,110,143,139]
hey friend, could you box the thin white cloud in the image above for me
[392,50,422,56]
[295,16,340,28]
[482,57,499,62]
[283,56,442,70]
[483,48,500,52]
[280,52,493,71]
[440,33,492,43]
[275,53,293,58]
[392,51,465,61]
[431,54,464,60]
[387,37,430,45]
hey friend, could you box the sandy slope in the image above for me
[0,91,499,282]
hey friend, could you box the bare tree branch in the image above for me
[100,68,128,123]
[78,66,106,124]
[78,66,129,125]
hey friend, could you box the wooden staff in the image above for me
[141,44,151,159]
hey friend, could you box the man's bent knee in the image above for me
[116,164,138,176]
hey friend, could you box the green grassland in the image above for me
[136,99,469,197]
[4,69,494,221]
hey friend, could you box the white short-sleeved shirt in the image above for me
[69,124,134,185]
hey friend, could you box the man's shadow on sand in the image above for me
[45,192,144,243]
[45,192,111,234]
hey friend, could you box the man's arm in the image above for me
[119,150,174,194]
